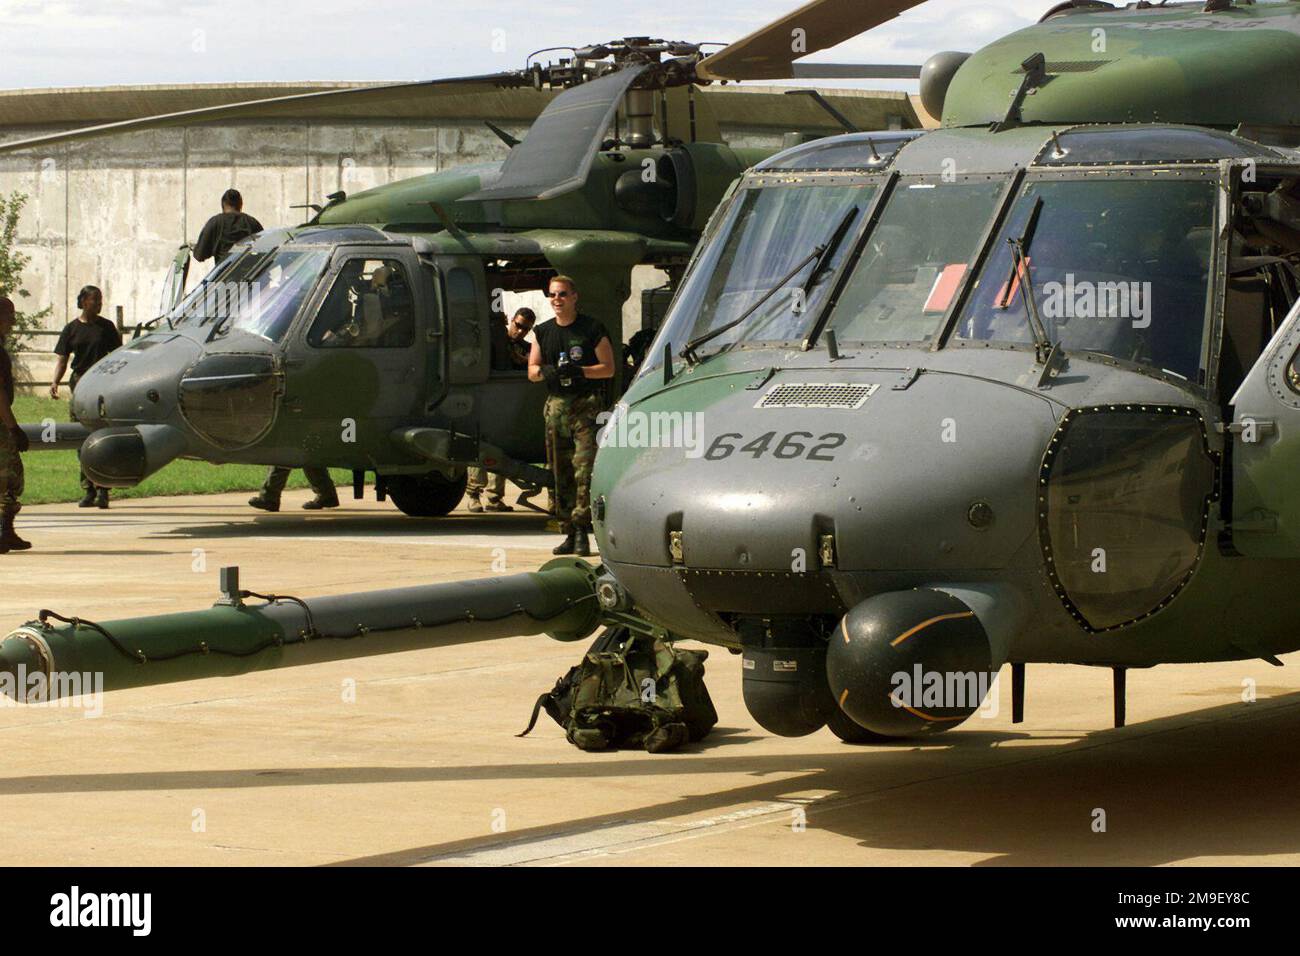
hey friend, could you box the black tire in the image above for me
[827,706,906,744]
[387,471,468,517]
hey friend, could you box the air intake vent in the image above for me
[1044,60,1112,74]
[755,383,879,409]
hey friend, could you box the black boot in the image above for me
[0,513,31,553]
[248,495,280,512]
[302,493,340,511]
[78,489,96,508]
[574,527,591,557]
[96,488,109,510]
[552,530,577,555]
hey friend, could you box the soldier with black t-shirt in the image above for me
[50,285,122,508]
[193,188,264,264]
[528,276,615,556]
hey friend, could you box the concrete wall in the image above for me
[0,119,776,386]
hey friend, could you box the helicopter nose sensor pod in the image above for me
[78,424,188,488]
[828,590,996,737]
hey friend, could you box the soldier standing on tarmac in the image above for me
[0,296,32,554]
[528,276,614,556]
[49,285,121,509]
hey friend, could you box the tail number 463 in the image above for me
[702,431,846,461]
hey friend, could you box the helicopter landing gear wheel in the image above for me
[826,707,907,744]
[387,471,468,517]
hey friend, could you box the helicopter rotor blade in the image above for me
[695,0,927,82]
[460,64,651,203]
[0,73,526,155]
[789,62,922,79]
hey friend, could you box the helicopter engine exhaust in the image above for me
[79,424,188,488]
[826,589,1003,737]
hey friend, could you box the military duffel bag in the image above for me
[518,627,717,753]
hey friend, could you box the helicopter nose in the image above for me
[71,332,202,427]
[594,368,1062,576]
[71,333,284,483]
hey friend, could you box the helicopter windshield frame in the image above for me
[638,170,888,373]
[811,172,1018,351]
[203,244,332,345]
[942,165,1223,391]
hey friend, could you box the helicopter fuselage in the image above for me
[592,119,1300,736]
[65,143,765,514]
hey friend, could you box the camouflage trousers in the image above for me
[0,426,23,520]
[465,466,505,504]
[544,392,602,532]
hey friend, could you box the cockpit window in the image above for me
[823,178,1006,344]
[953,177,1216,382]
[307,258,416,348]
[167,250,263,327]
[222,248,329,343]
[642,181,878,365]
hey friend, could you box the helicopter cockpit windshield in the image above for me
[213,247,329,343]
[166,246,328,344]
[822,178,1007,344]
[162,250,257,328]
[952,177,1216,382]
[655,180,878,359]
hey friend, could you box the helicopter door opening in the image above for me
[1217,168,1300,408]
[283,247,429,463]
[1228,295,1300,557]
[441,259,490,386]
[1221,168,1300,556]
[483,262,550,464]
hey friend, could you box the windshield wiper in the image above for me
[1002,197,1065,386]
[797,206,861,304]
[681,206,860,364]
[137,313,171,336]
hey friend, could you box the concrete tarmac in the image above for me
[2,489,1299,866]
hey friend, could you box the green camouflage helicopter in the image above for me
[7,0,1300,746]
[3,24,919,517]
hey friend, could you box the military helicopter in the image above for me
[2,14,922,517]
[8,0,1300,747]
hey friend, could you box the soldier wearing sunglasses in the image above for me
[528,276,614,555]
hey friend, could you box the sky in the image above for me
[0,0,1044,92]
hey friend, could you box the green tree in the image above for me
[0,191,53,354]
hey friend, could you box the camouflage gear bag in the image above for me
[518,628,718,753]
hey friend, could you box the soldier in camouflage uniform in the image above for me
[0,296,32,554]
[542,391,603,543]
[529,276,614,556]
